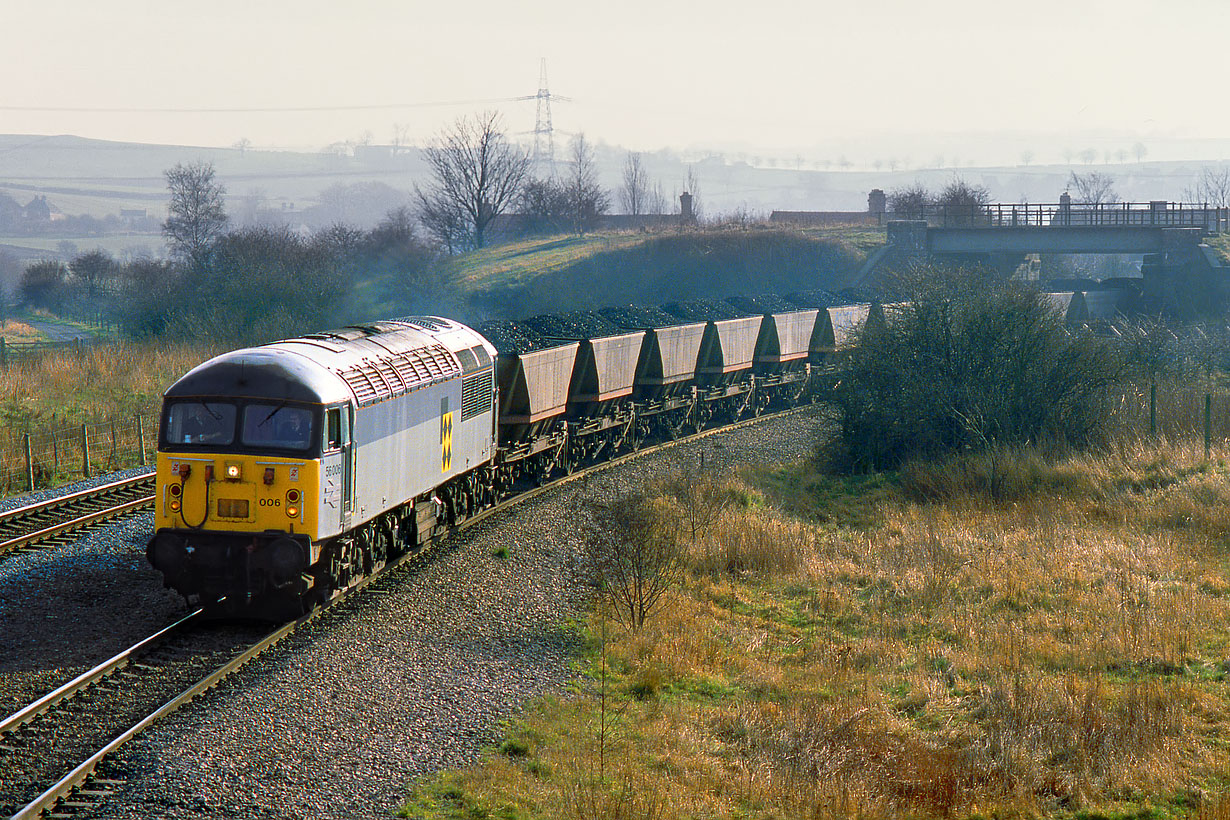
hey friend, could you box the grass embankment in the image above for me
[403,442,1230,819]
[0,320,48,344]
[448,226,880,319]
[1205,234,1230,267]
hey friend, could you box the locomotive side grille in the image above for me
[461,369,493,421]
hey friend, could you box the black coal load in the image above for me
[785,290,841,309]
[836,287,883,304]
[661,299,748,322]
[522,310,621,340]
[725,294,795,314]
[476,320,552,354]
[598,305,683,329]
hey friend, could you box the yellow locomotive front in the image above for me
[146,345,355,619]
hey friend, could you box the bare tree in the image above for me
[1067,171,1118,205]
[70,249,117,300]
[1133,142,1148,163]
[585,493,684,631]
[415,111,531,251]
[681,166,703,221]
[937,177,991,225]
[163,161,228,270]
[889,183,934,219]
[658,459,733,549]
[232,137,252,155]
[563,134,610,235]
[1019,150,1034,167]
[390,123,411,153]
[1186,165,1230,208]
[620,152,652,216]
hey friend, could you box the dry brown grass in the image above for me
[0,320,46,343]
[0,340,217,492]
[403,440,1230,820]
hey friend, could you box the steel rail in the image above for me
[7,403,813,818]
[0,610,202,736]
[0,473,155,557]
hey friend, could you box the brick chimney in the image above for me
[680,191,693,222]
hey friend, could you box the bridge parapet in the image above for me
[892,202,1228,232]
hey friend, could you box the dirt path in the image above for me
[23,319,97,342]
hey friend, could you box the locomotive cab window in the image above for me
[241,404,316,452]
[164,401,236,446]
[325,408,343,451]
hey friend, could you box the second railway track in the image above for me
[0,474,155,560]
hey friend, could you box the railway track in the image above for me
[0,474,155,560]
[0,405,808,818]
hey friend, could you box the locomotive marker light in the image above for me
[264,467,275,485]
[225,462,242,481]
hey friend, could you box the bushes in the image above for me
[830,270,1125,472]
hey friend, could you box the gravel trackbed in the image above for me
[1,409,826,819]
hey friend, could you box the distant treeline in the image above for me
[17,209,452,345]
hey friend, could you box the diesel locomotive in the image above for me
[146,303,872,619]
[146,317,498,618]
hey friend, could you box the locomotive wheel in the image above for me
[356,529,375,576]
[373,519,395,566]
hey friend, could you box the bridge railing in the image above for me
[890,203,1229,231]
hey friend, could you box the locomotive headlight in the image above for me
[286,489,301,504]
[286,505,299,518]
[169,499,181,512]
[169,483,182,498]
[224,462,242,481]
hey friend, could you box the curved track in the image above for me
[0,474,154,560]
[1,405,808,818]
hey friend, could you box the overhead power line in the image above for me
[0,98,528,114]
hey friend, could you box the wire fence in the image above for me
[0,415,153,496]
[0,337,112,368]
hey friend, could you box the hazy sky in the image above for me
[3,0,1227,160]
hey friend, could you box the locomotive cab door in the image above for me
[323,405,354,533]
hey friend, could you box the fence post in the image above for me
[1,337,7,369]
[24,433,34,492]
[81,423,91,478]
[1205,393,1212,461]
[137,415,146,467]
[52,429,59,473]
[1149,383,1156,436]
[110,420,117,468]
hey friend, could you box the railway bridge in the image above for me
[862,200,1230,316]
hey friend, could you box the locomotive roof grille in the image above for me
[396,316,450,332]
[335,342,461,406]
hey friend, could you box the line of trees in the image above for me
[415,112,687,250]
[19,162,448,344]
